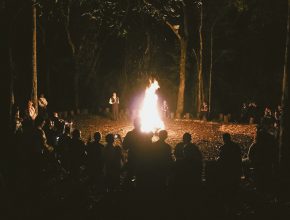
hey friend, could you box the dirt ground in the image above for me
[72,115,256,160]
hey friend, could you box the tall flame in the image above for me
[139,79,165,133]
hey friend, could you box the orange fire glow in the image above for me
[139,79,165,133]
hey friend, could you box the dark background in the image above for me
[1,0,288,119]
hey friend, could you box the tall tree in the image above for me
[142,0,189,117]
[279,0,290,201]
[32,0,38,114]
[40,0,128,109]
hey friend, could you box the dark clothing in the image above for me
[151,140,173,190]
[68,138,86,178]
[218,141,242,183]
[174,142,203,191]
[218,140,242,209]
[123,129,149,177]
[248,131,277,193]
[57,133,71,170]
[104,144,122,190]
[123,129,153,189]
[86,141,105,179]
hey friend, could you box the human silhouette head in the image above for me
[222,133,231,144]
[105,133,114,144]
[159,130,168,141]
[133,117,141,131]
[94,132,102,142]
[72,129,81,140]
[183,132,192,144]
[35,116,45,128]
[112,92,117,98]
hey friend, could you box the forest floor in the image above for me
[73,114,256,160]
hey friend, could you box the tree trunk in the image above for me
[208,26,214,114]
[9,47,14,123]
[278,0,290,202]
[197,2,204,115]
[31,0,38,114]
[176,39,187,117]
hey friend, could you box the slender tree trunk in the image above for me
[176,39,187,117]
[32,0,38,114]
[197,2,204,115]
[278,0,290,202]
[209,26,214,114]
[9,47,14,122]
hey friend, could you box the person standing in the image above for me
[217,133,242,216]
[200,101,209,121]
[161,100,169,118]
[109,92,119,120]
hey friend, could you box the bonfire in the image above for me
[139,79,165,133]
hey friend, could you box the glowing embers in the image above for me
[139,79,165,133]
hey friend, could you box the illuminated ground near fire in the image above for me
[73,115,256,160]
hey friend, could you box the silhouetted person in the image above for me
[103,134,123,192]
[217,133,242,215]
[173,133,203,219]
[150,130,173,191]
[26,116,53,213]
[240,102,248,123]
[43,118,58,147]
[248,102,257,123]
[69,129,86,179]
[86,132,105,186]
[51,112,65,136]
[123,118,142,184]
[248,129,277,194]
[261,107,274,129]
[57,126,72,170]
[174,133,203,190]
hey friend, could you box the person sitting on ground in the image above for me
[103,133,123,192]
[86,132,105,186]
[68,129,86,179]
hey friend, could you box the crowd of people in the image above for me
[0,96,282,219]
[2,103,280,219]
